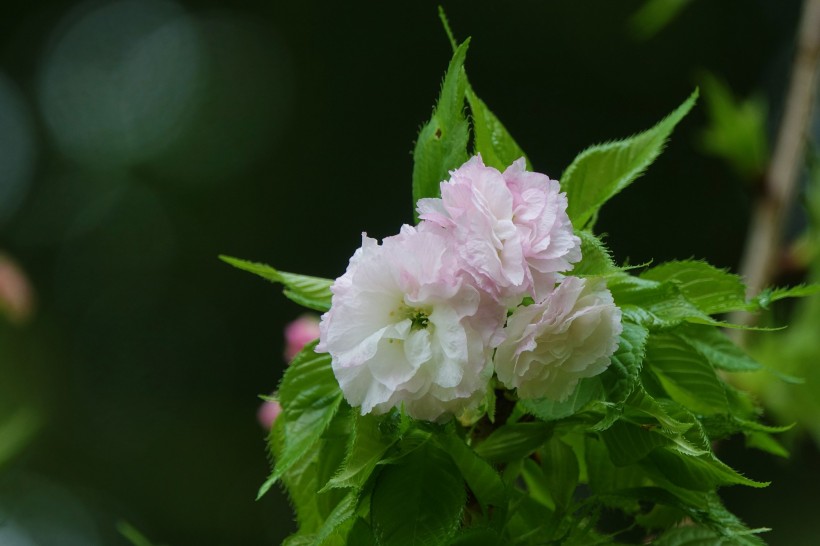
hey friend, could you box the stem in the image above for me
[733,0,820,330]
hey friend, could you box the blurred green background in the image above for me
[1,0,818,544]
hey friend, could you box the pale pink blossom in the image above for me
[0,253,35,324]
[257,400,282,429]
[495,276,622,400]
[317,225,506,421]
[284,314,321,361]
[417,155,580,304]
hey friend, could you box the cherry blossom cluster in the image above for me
[317,156,622,421]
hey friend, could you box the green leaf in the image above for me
[560,90,697,229]
[370,442,465,546]
[646,448,769,490]
[745,431,789,458]
[610,275,717,330]
[539,437,579,509]
[312,490,358,546]
[467,89,528,171]
[602,321,649,403]
[437,433,507,512]
[652,525,727,546]
[675,325,761,372]
[474,422,552,463]
[699,72,768,181]
[600,419,671,466]
[412,40,470,216]
[519,377,604,422]
[220,256,333,312]
[645,333,728,415]
[750,283,820,310]
[322,413,399,492]
[437,6,529,172]
[640,260,747,315]
[258,342,344,498]
[574,231,619,276]
[629,0,694,41]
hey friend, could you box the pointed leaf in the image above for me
[468,89,529,171]
[412,40,470,215]
[640,260,748,315]
[561,90,698,229]
[220,256,333,312]
[259,343,344,498]
[675,325,761,372]
[574,231,619,276]
[645,333,728,415]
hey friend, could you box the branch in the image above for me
[732,0,820,330]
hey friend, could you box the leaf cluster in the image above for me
[221,18,818,546]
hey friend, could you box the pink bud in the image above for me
[0,253,35,324]
[257,400,282,429]
[284,314,321,361]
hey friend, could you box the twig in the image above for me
[732,0,820,331]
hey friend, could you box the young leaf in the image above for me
[412,40,470,216]
[258,342,344,498]
[675,324,761,372]
[311,490,358,546]
[645,333,728,415]
[220,255,333,312]
[652,525,727,546]
[610,275,717,330]
[573,231,619,276]
[560,90,698,229]
[640,260,747,315]
[468,89,529,171]
[370,442,465,546]
[749,283,820,310]
[438,6,529,171]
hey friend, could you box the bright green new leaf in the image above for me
[258,342,344,498]
[645,333,728,415]
[675,324,761,372]
[573,231,619,276]
[438,6,529,172]
[610,275,717,330]
[750,283,820,310]
[640,260,747,315]
[468,89,529,171]
[371,442,465,546]
[412,40,470,217]
[437,433,507,512]
[311,490,358,546]
[220,255,333,312]
[560,90,698,229]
